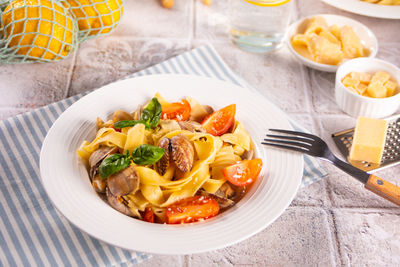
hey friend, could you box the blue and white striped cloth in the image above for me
[0,44,328,266]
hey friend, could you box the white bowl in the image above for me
[40,74,304,255]
[335,58,400,118]
[286,14,378,73]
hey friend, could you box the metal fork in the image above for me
[262,129,400,206]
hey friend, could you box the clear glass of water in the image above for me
[228,0,293,53]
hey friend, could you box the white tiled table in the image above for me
[1,0,399,266]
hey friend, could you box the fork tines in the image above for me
[261,129,315,154]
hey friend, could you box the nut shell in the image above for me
[92,174,107,193]
[171,135,194,173]
[178,121,206,133]
[88,146,118,179]
[106,187,138,218]
[107,165,140,196]
[156,137,171,175]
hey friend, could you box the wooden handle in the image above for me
[365,174,400,206]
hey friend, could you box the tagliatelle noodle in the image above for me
[210,145,241,181]
[141,184,165,206]
[161,162,211,207]
[221,121,251,151]
[124,191,148,211]
[77,127,127,160]
[124,124,146,152]
[202,178,226,194]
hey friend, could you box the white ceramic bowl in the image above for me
[335,58,400,118]
[286,14,378,73]
[40,74,304,255]
[322,0,400,20]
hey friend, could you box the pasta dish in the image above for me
[77,93,263,224]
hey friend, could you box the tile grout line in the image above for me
[190,0,196,49]
[64,43,79,98]
[326,209,346,267]
[295,2,342,265]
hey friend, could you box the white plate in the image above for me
[40,74,303,255]
[286,14,378,73]
[322,0,400,19]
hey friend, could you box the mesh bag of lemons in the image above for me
[0,0,123,63]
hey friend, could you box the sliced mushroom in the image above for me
[178,121,206,133]
[107,165,140,196]
[106,187,138,217]
[113,110,133,122]
[132,105,143,121]
[215,183,236,199]
[92,175,107,193]
[171,135,194,173]
[88,146,119,179]
[156,137,171,175]
[197,190,234,209]
[242,150,254,160]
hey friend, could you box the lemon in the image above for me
[1,0,76,61]
[243,0,291,6]
[66,0,123,37]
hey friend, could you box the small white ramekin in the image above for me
[335,58,400,118]
[286,14,378,73]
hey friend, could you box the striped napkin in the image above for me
[0,44,328,266]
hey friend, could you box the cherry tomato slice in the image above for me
[222,159,263,186]
[143,207,154,223]
[201,104,236,136]
[111,126,121,132]
[162,99,191,121]
[165,196,219,224]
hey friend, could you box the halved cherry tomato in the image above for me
[162,99,191,121]
[144,207,154,223]
[165,196,219,224]
[201,104,236,136]
[222,159,263,186]
[111,126,121,132]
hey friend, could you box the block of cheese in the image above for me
[342,71,398,98]
[350,71,372,84]
[308,35,343,65]
[349,117,388,164]
[371,71,391,84]
[385,80,398,97]
[340,26,365,58]
[367,81,387,98]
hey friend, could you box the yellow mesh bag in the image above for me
[0,0,78,63]
[66,0,123,41]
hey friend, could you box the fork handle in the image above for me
[365,175,400,206]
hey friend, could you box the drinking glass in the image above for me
[228,0,293,53]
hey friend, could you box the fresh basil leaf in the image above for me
[113,120,144,129]
[141,98,162,129]
[131,144,165,165]
[99,153,131,180]
[113,98,161,130]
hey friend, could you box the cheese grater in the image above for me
[332,114,400,172]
